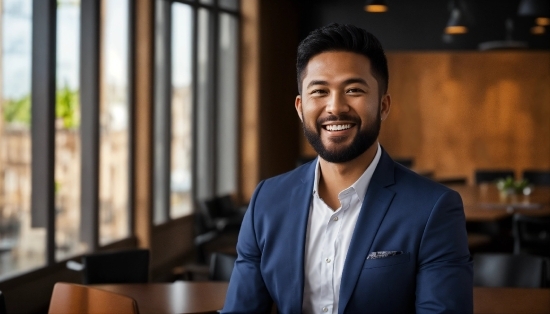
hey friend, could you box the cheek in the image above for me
[301,105,322,122]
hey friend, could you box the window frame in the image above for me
[153,0,240,224]
[28,0,136,269]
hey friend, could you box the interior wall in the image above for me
[258,0,301,181]
[300,51,550,183]
[240,0,301,202]
[384,51,550,182]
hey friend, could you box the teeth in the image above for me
[326,124,352,131]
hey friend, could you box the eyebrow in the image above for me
[306,77,369,89]
[306,80,329,89]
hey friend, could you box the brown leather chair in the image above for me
[48,282,139,314]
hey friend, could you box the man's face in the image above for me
[295,51,390,163]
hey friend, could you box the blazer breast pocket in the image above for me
[363,252,410,269]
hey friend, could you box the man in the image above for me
[222,23,472,314]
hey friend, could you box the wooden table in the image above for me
[93,283,550,313]
[449,185,550,222]
[474,287,550,313]
[92,281,229,314]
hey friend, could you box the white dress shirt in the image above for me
[302,144,382,314]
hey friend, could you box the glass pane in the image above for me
[99,0,129,245]
[216,13,238,195]
[219,0,239,11]
[170,3,193,218]
[196,8,214,199]
[0,0,42,278]
[56,0,85,260]
[199,0,213,5]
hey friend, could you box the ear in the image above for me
[295,95,303,122]
[380,93,391,121]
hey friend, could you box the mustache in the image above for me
[317,114,361,125]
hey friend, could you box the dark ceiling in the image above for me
[297,0,550,50]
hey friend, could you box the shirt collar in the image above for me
[313,143,382,202]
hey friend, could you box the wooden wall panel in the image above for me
[239,0,260,202]
[134,0,153,247]
[240,0,300,202]
[382,52,550,183]
[300,52,550,184]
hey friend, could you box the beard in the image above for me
[302,108,381,163]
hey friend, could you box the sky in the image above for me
[2,0,129,100]
[2,0,32,99]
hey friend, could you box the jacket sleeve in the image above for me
[221,180,274,313]
[415,190,474,313]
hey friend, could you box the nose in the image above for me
[325,92,349,115]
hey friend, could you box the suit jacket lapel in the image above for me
[338,150,396,313]
[286,158,317,313]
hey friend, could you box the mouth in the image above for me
[322,123,355,132]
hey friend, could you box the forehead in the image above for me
[303,51,375,85]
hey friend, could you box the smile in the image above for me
[324,124,353,131]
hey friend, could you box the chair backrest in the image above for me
[394,157,414,168]
[513,213,550,257]
[48,282,138,314]
[196,198,221,232]
[0,290,7,314]
[473,253,548,288]
[82,249,150,284]
[522,170,550,186]
[209,252,237,281]
[436,177,467,185]
[217,195,239,217]
[474,169,515,184]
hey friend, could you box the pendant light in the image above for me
[445,0,468,34]
[364,0,388,13]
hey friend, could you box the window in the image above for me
[0,0,39,277]
[99,0,130,245]
[170,3,193,219]
[0,0,132,279]
[55,0,84,261]
[154,0,240,224]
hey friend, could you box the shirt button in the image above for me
[326,258,331,263]
[333,216,339,221]
[322,307,328,312]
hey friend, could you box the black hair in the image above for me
[296,23,389,97]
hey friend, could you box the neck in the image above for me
[317,142,378,210]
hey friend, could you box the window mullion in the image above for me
[153,0,172,224]
[127,0,137,235]
[211,6,219,195]
[191,2,199,203]
[79,0,101,251]
[31,0,57,265]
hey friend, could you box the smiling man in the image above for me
[222,23,473,314]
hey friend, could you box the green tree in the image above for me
[56,84,80,129]
[3,94,31,125]
[2,85,80,129]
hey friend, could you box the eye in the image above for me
[346,88,365,94]
[310,89,328,95]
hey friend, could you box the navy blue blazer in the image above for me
[222,149,473,313]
